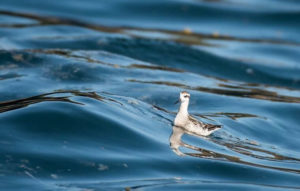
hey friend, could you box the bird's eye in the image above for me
[184,95,188,98]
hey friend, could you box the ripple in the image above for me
[1,9,299,46]
[170,126,300,174]
[128,79,300,103]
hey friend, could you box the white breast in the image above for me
[174,113,188,127]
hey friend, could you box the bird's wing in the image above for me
[189,115,221,131]
[203,124,222,131]
[188,115,204,126]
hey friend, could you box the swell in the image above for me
[1,9,300,88]
[1,90,300,176]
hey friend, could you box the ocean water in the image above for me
[0,0,300,190]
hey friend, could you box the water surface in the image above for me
[0,0,300,190]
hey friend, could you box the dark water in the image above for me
[1,0,300,190]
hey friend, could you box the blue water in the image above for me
[0,0,300,190]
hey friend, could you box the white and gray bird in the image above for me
[173,91,221,136]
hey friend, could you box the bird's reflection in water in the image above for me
[169,125,235,160]
[169,125,300,174]
[169,126,186,156]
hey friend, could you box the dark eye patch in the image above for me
[184,95,189,98]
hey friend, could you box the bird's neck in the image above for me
[178,100,189,117]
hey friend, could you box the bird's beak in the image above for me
[174,99,180,104]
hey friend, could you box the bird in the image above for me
[173,91,221,136]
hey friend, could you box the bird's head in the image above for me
[175,91,190,104]
[180,91,190,103]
